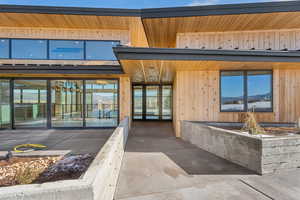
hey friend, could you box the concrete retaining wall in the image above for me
[181,120,300,174]
[0,117,129,200]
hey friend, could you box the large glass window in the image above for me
[0,39,9,59]
[11,39,47,59]
[220,71,244,111]
[1,39,119,60]
[49,40,84,60]
[220,70,272,112]
[85,80,118,127]
[14,80,47,128]
[51,80,83,127]
[133,86,143,120]
[0,80,10,128]
[247,71,272,111]
[86,41,119,60]
[162,85,172,120]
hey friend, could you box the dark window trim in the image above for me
[219,70,273,113]
[0,77,120,130]
[0,38,120,61]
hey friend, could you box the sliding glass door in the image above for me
[51,80,83,128]
[0,79,119,129]
[0,80,10,129]
[14,80,47,128]
[85,80,118,127]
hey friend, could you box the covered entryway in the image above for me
[132,85,172,120]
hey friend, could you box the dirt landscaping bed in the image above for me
[0,154,93,187]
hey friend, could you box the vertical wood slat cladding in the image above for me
[173,69,300,137]
[177,29,300,50]
[0,27,130,45]
[119,77,132,126]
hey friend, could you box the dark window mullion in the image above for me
[83,80,86,128]
[244,71,248,112]
[47,80,51,128]
[10,79,14,129]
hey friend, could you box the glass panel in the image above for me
[247,71,272,111]
[162,85,172,120]
[51,80,83,127]
[0,39,9,59]
[11,39,47,59]
[14,80,47,128]
[86,41,119,60]
[49,40,84,60]
[221,71,244,111]
[146,86,159,119]
[85,80,118,127]
[133,86,143,119]
[0,80,10,128]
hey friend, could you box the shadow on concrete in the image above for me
[126,121,255,175]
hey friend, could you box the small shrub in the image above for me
[242,112,265,135]
[15,166,45,185]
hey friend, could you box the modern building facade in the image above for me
[1,1,300,136]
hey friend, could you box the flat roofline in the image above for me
[113,47,300,63]
[141,1,300,18]
[0,4,141,16]
[0,64,124,74]
[0,1,300,18]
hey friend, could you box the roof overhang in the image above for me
[114,47,300,83]
[141,1,300,47]
[114,47,300,62]
[141,1,300,18]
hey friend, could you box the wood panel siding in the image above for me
[119,76,132,126]
[173,69,300,137]
[177,29,300,50]
[0,13,133,29]
[142,12,300,47]
[0,27,130,44]
[129,18,149,47]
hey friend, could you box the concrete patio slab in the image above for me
[115,121,300,200]
[0,129,112,155]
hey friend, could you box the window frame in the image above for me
[219,70,273,113]
[0,38,120,61]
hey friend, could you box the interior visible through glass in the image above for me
[51,80,83,127]
[162,85,172,119]
[85,80,118,127]
[133,86,143,119]
[14,80,47,128]
[0,80,10,128]
[146,86,160,119]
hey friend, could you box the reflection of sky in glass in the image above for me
[221,73,243,98]
[248,74,271,96]
[12,39,47,59]
[0,39,9,58]
[86,41,119,60]
[49,40,84,60]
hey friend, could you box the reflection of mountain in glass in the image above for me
[222,92,271,104]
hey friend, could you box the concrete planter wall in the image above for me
[181,120,300,174]
[0,117,130,200]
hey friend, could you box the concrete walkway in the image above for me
[114,121,300,200]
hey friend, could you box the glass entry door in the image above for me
[133,85,172,120]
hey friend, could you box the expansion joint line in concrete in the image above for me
[239,179,274,200]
